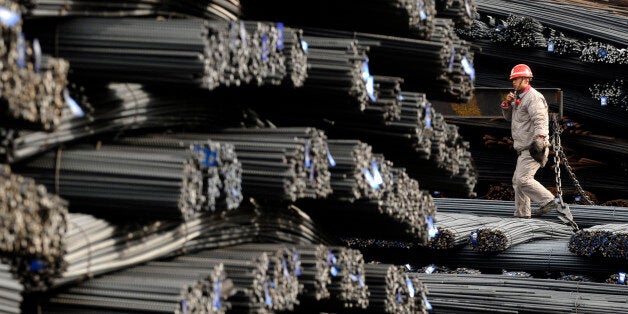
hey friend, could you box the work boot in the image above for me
[531,200,555,217]
[557,203,579,231]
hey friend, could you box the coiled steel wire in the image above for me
[569,224,628,259]
[0,263,22,314]
[17,0,241,21]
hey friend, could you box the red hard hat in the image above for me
[509,64,533,80]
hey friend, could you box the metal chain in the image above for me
[550,114,595,205]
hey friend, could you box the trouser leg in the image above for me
[513,150,554,217]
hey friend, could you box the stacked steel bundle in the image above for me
[435,0,476,27]
[0,0,70,130]
[40,259,231,314]
[329,248,369,310]
[110,136,243,211]
[363,263,429,314]
[468,218,574,253]
[131,128,331,202]
[589,79,627,111]
[413,239,626,276]
[569,224,628,259]
[414,272,628,313]
[302,27,476,102]
[12,144,209,220]
[25,18,307,91]
[0,263,22,314]
[427,212,501,249]
[434,198,628,228]
[475,0,627,46]
[17,0,241,21]
[0,165,68,291]
[180,245,299,313]
[0,83,252,164]
[298,150,438,244]
[240,0,437,39]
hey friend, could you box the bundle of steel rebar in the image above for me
[427,212,502,249]
[301,27,475,102]
[363,263,429,314]
[589,79,627,111]
[0,165,68,291]
[0,263,22,314]
[137,128,332,201]
[413,272,628,313]
[434,198,628,228]
[12,144,208,220]
[240,0,436,39]
[109,136,243,211]
[1,1,71,130]
[332,248,369,310]
[413,238,626,276]
[181,245,298,313]
[41,259,231,314]
[569,224,628,259]
[17,0,241,20]
[293,244,332,302]
[0,82,254,164]
[475,0,628,46]
[468,217,574,253]
[326,139,382,201]
[435,0,476,27]
[25,18,306,90]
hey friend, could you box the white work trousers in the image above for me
[512,150,554,217]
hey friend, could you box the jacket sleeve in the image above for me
[501,103,513,121]
[528,94,549,138]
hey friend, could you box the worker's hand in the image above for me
[529,137,549,167]
[501,92,515,109]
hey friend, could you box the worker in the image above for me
[500,64,578,230]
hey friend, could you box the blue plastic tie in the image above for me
[29,259,45,272]
[425,103,432,128]
[574,195,581,202]
[349,274,358,282]
[366,76,376,102]
[264,283,272,306]
[358,274,365,287]
[406,277,416,297]
[363,168,378,190]
[304,140,311,168]
[276,22,284,50]
[422,292,433,310]
[0,6,20,27]
[426,216,438,239]
[239,22,247,46]
[325,143,336,167]
[547,41,555,53]
[448,50,456,72]
[371,160,383,187]
[63,88,85,118]
[300,40,308,53]
[282,258,290,277]
[398,94,404,101]
[309,160,316,182]
[619,272,626,284]
[433,191,440,196]
[231,188,239,196]
[600,96,608,107]
[330,265,339,277]
[33,39,42,73]
[294,251,302,276]
[213,280,222,310]
[418,1,427,21]
[461,56,475,81]
[181,299,188,314]
[470,231,479,244]
[597,47,608,58]
[425,265,436,274]
[361,61,371,81]
[17,32,26,68]
[261,34,270,63]
[194,146,218,167]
